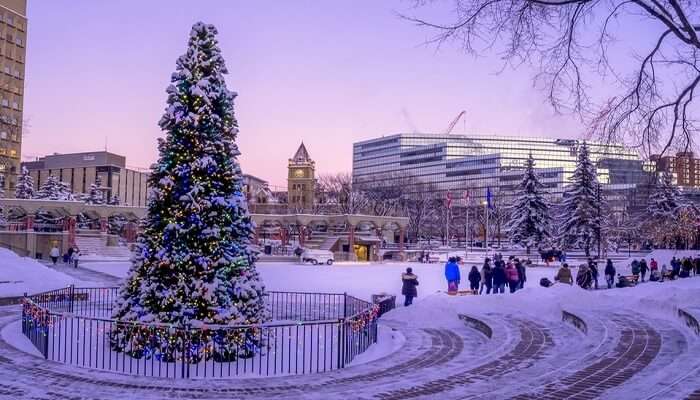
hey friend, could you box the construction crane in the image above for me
[444,110,466,134]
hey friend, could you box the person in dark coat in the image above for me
[681,257,692,278]
[401,267,419,306]
[444,257,461,293]
[481,259,493,294]
[588,258,599,290]
[468,266,481,294]
[694,256,700,276]
[515,259,526,289]
[604,259,616,289]
[492,262,507,294]
[639,259,648,282]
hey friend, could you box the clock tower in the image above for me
[288,142,316,212]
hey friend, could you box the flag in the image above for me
[486,187,494,209]
[446,191,452,209]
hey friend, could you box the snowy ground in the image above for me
[3,250,700,398]
[0,248,78,297]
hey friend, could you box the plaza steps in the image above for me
[74,235,131,258]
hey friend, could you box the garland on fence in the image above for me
[348,304,379,333]
[21,298,52,327]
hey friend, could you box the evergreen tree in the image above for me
[85,176,105,204]
[0,174,4,198]
[647,172,681,218]
[15,166,34,199]
[558,142,603,256]
[35,175,74,200]
[111,23,267,361]
[506,154,552,255]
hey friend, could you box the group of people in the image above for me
[546,255,700,290]
[445,254,527,295]
[49,245,81,268]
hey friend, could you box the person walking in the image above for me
[72,248,80,269]
[505,262,520,293]
[639,259,648,282]
[631,259,641,279]
[576,264,592,289]
[555,263,574,285]
[49,245,60,265]
[516,258,526,289]
[444,257,461,294]
[481,259,493,295]
[468,266,481,295]
[401,267,419,306]
[492,261,507,294]
[650,258,658,274]
[604,259,616,289]
[588,258,599,290]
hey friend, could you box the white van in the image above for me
[301,250,334,265]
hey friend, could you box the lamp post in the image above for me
[597,183,602,260]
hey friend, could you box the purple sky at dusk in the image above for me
[22,1,638,188]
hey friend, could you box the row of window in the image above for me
[0,130,19,141]
[0,11,25,32]
[1,64,22,80]
[0,147,18,157]
[0,97,20,110]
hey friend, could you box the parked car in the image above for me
[301,250,334,265]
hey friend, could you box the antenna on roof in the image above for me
[104,136,108,152]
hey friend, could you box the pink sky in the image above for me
[22,1,595,187]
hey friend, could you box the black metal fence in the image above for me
[21,286,383,378]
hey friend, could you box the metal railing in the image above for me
[21,286,381,378]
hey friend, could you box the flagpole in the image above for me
[465,202,469,258]
[485,197,489,258]
[446,205,450,248]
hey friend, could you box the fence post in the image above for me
[42,322,49,359]
[343,292,347,319]
[68,284,75,314]
[21,292,27,335]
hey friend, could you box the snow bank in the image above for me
[0,248,76,297]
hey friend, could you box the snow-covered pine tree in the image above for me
[647,172,681,218]
[0,174,5,198]
[506,154,552,255]
[35,175,74,200]
[85,176,105,204]
[111,22,267,362]
[15,166,34,199]
[558,142,603,257]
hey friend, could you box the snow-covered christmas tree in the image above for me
[558,142,603,256]
[35,175,74,201]
[15,166,34,199]
[506,154,552,255]
[0,174,5,198]
[85,176,106,204]
[111,22,268,362]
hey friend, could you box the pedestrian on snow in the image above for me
[639,259,648,282]
[516,259,526,289]
[445,257,461,293]
[650,258,658,273]
[604,259,616,289]
[555,263,573,285]
[505,262,520,293]
[694,256,700,276]
[480,259,493,295]
[661,264,669,282]
[468,266,481,294]
[631,259,641,278]
[588,258,599,290]
[401,267,419,306]
[49,245,60,265]
[576,264,593,289]
[72,249,80,269]
[492,261,507,294]
[649,267,661,282]
[671,257,681,278]
[681,257,692,278]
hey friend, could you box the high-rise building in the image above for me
[0,0,26,194]
[287,142,315,211]
[352,134,650,205]
[22,151,150,206]
[650,151,700,188]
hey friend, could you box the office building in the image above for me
[650,151,700,188]
[352,134,650,204]
[22,151,150,206]
[0,0,26,194]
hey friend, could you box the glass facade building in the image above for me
[352,134,650,204]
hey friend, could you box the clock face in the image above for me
[294,169,305,178]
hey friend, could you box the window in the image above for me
[3,66,9,75]
[14,37,21,47]
[0,148,6,155]
[0,131,6,139]
[11,101,18,110]
[9,149,16,157]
